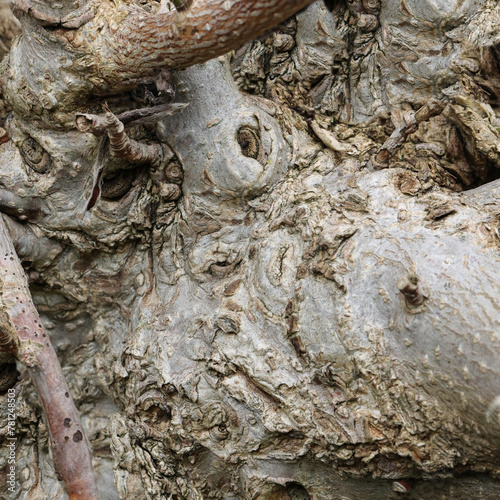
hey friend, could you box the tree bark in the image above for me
[1,0,500,499]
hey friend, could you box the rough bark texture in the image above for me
[0,215,98,500]
[1,0,500,499]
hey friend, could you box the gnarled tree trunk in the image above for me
[1,0,500,499]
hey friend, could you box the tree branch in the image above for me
[86,0,314,87]
[76,107,163,167]
[0,218,98,500]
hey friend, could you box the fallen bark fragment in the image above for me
[0,217,98,500]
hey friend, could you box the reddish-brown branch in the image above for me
[0,219,98,500]
[87,0,314,86]
[106,111,162,165]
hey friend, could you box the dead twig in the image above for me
[369,98,446,169]
[75,102,188,135]
[0,217,98,500]
[310,121,355,153]
[76,107,168,167]
[105,110,162,166]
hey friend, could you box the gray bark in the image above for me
[1,0,500,499]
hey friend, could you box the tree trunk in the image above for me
[1,0,500,499]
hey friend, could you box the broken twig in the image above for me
[104,110,162,166]
[369,98,445,168]
[75,102,188,134]
[310,121,355,153]
[76,110,162,167]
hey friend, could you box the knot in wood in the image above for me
[397,275,425,307]
[20,138,52,174]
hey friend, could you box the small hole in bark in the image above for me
[87,180,101,211]
[171,0,194,11]
[164,383,176,394]
[145,405,172,424]
[446,126,500,190]
[209,260,239,278]
[72,430,83,442]
[132,85,147,101]
[237,126,261,160]
[0,363,19,391]
[210,423,229,441]
[101,169,136,200]
[63,418,71,428]
[132,83,157,103]
[286,482,311,499]
[20,138,52,174]
[467,166,500,189]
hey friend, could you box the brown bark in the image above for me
[86,0,314,80]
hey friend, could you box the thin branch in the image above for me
[75,103,188,135]
[2,215,63,269]
[310,121,355,153]
[76,108,163,167]
[75,114,109,137]
[106,110,162,165]
[0,218,98,500]
[117,102,188,127]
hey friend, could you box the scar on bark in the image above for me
[0,217,98,500]
[10,0,96,28]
